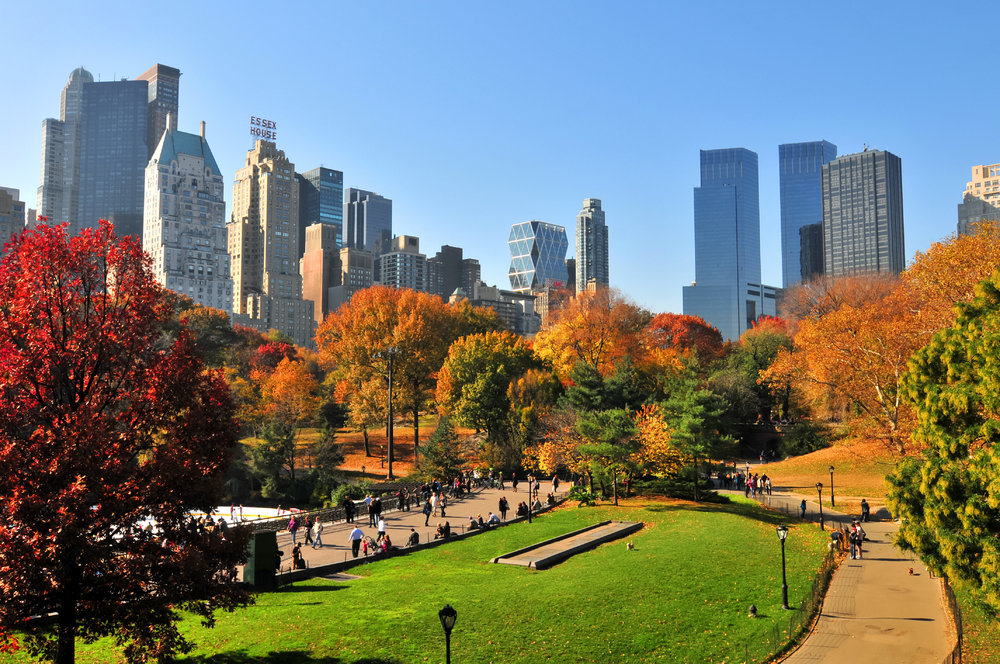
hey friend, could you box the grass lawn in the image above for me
[956,584,1000,664]
[19,497,831,664]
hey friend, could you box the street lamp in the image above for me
[776,525,790,610]
[527,475,534,524]
[439,604,457,664]
[815,482,824,531]
[829,465,835,508]
[374,346,400,480]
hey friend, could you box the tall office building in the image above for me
[799,223,824,282]
[135,65,180,160]
[38,64,179,239]
[329,246,375,312]
[378,235,426,292]
[37,67,91,226]
[683,148,776,341]
[300,222,340,323]
[344,188,391,253]
[427,245,475,299]
[821,149,904,277]
[508,220,569,292]
[228,140,315,346]
[0,187,25,246]
[778,141,837,286]
[957,163,1000,235]
[575,198,609,293]
[143,117,232,314]
[297,167,344,255]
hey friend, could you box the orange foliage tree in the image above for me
[534,288,651,378]
[633,404,686,476]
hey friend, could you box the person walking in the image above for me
[512,474,519,493]
[372,496,383,528]
[422,499,432,526]
[312,519,324,548]
[499,496,509,521]
[853,521,867,559]
[552,475,560,493]
[344,496,355,523]
[430,492,440,517]
[800,499,807,519]
[288,516,299,546]
[376,517,387,543]
[304,516,314,546]
[861,499,871,522]
[348,524,365,558]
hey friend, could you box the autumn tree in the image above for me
[633,404,686,477]
[436,330,540,469]
[887,273,1000,611]
[646,312,724,359]
[534,288,651,378]
[711,316,793,425]
[0,222,250,664]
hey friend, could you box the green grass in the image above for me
[956,584,1000,664]
[9,498,830,664]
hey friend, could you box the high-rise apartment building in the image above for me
[38,64,179,239]
[143,117,232,314]
[508,220,569,292]
[297,167,344,255]
[683,148,775,341]
[575,198,609,292]
[135,64,180,160]
[957,163,1000,235]
[300,222,340,323]
[0,187,25,246]
[779,141,837,286]
[344,188,391,253]
[378,235,426,292]
[228,140,315,346]
[821,149,904,277]
[426,245,480,300]
[329,246,374,312]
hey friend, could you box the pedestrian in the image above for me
[512,474,519,493]
[288,516,299,546]
[376,517,386,543]
[430,492,440,517]
[312,519,325,548]
[853,521,867,559]
[552,475,560,493]
[499,496,509,521]
[304,516,314,545]
[344,496,355,523]
[440,494,447,518]
[861,499,871,522]
[238,504,244,522]
[800,499,807,519]
[372,496,383,527]
[348,524,364,558]
[499,471,505,489]
[365,494,374,527]
[423,499,432,526]
[229,504,235,521]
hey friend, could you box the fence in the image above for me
[940,576,963,664]
[738,546,838,663]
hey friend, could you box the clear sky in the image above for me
[1,1,991,315]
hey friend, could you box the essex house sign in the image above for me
[250,116,277,141]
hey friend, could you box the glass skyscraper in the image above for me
[779,140,837,286]
[508,220,568,292]
[821,149,904,277]
[344,188,392,254]
[297,167,344,255]
[683,148,774,341]
[575,198,609,292]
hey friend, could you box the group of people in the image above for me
[286,515,326,549]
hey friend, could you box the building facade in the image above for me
[0,187,25,246]
[378,235,426,292]
[37,67,91,226]
[821,149,904,277]
[798,223,824,283]
[958,163,1000,235]
[778,140,837,286]
[683,148,774,341]
[143,118,232,314]
[297,166,344,255]
[328,246,375,312]
[300,222,340,323]
[228,140,315,346]
[508,220,569,292]
[344,188,391,253]
[135,64,180,161]
[575,197,609,292]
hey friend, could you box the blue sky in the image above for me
[1,1,991,315]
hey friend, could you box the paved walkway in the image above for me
[273,483,562,570]
[737,487,954,664]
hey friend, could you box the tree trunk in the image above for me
[587,470,594,495]
[412,407,420,468]
[692,454,699,502]
[56,561,79,664]
[362,426,371,456]
[612,467,619,506]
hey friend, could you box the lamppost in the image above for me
[374,346,400,480]
[815,482,824,531]
[776,525,790,610]
[439,604,457,664]
[527,475,534,524]
[829,466,835,508]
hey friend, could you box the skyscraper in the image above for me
[508,220,569,292]
[378,235,426,292]
[779,141,837,286]
[228,140,315,346]
[575,197,609,292]
[37,64,179,239]
[821,149,904,277]
[143,117,232,314]
[683,148,776,341]
[344,188,391,254]
[957,163,1000,235]
[135,64,180,160]
[300,222,340,323]
[297,167,344,255]
[0,187,25,246]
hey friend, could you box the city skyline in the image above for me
[1,2,993,316]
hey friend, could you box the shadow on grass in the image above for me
[641,499,797,527]
[181,651,401,664]
[274,584,351,594]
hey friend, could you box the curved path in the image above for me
[744,488,954,663]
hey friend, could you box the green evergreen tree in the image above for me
[419,417,465,481]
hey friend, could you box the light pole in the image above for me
[816,482,824,531]
[439,604,457,664]
[527,475,534,523]
[829,465,835,508]
[776,525,790,610]
[374,346,399,480]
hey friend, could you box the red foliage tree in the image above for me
[646,312,723,357]
[0,222,250,663]
[252,340,298,370]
